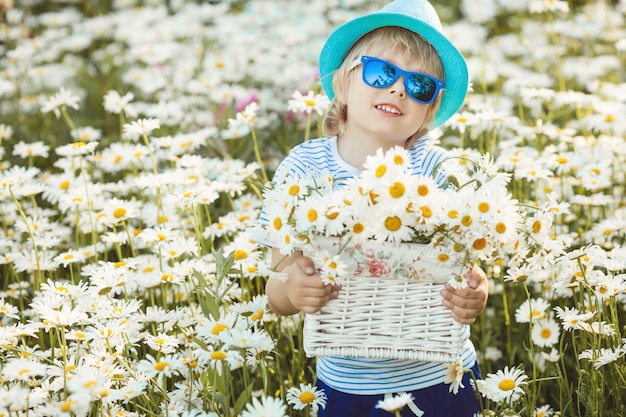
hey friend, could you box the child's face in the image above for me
[341,50,431,149]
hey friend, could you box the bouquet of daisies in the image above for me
[261,146,524,286]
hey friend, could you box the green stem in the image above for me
[8,185,43,290]
[303,112,312,142]
[249,125,269,184]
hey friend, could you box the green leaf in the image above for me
[234,383,254,416]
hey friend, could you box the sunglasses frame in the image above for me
[350,55,444,105]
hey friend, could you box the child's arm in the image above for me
[440,264,489,325]
[265,247,341,316]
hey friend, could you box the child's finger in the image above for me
[297,255,317,275]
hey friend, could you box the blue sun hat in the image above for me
[319,0,468,128]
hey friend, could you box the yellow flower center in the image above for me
[437,254,450,263]
[478,202,490,213]
[473,238,487,250]
[393,155,404,165]
[61,401,75,412]
[540,329,551,339]
[154,361,170,371]
[113,208,127,218]
[288,185,300,196]
[375,165,387,178]
[212,323,228,335]
[420,206,432,218]
[498,379,516,391]
[353,223,364,234]
[299,391,316,404]
[251,308,264,321]
[496,222,507,234]
[307,209,318,222]
[389,182,405,198]
[384,216,401,232]
[233,249,248,260]
[211,351,227,360]
[273,217,283,230]
[533,220,542,234]
[60,180,71,190]
[417,184,429,196]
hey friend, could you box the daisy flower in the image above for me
[41,86,81,118]
[201,345,244,374]
[577,321,616,337]
[443,360,465,394]
[553,306,595,331]
[375,392,416,413]
[504,263,535,283]
[98,198,138,226]
[292,194,325,235]
[370,209,415,244]
[287,90,330,116]
[531,318,561,348]
[311,250,347,286]
[371,171,415,213]
[71,126,101,142]
[3,357,48,382]
[122,118,161,141]
[136,353,185,379]
[361,146,408,184]
[514,298,551,323]
[578,347,625,369]
[103,90,137,117]
[0,124,13,142]
[144,332,180,354]
[241,396,288,417]
[312,191,351,237]
[540,348,561,364]
[229,294,268,324]
[53,249,87,268]
[286,383,327,411]
[0,299,20,320]
[55,140,99,157]
[475,366,528,404]
[534,404,555,417]
[221,117,251,139]
[12,140,50,159]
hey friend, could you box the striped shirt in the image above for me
[254,136,477,394]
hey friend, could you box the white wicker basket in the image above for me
[302,238,466,362]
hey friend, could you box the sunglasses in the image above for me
[350,55,444,105]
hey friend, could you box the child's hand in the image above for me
[440,264,489,325]
[282,255,341,314]
[266,249,341,315]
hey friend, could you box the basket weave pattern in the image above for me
[303,276,463,362]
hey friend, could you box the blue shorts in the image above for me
[316,362,481,417]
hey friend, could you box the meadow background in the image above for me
[0,0,625,416]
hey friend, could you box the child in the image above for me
[257,0,488,415]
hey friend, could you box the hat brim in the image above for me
[319,13,468,128]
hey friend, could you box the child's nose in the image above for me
[389,75,407,98]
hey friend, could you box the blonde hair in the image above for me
[322,27,444,146]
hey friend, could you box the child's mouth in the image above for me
[375,104,402,115]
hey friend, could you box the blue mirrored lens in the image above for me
[363,60,398,88]
[407,74,436,102]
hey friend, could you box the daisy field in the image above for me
[0,0,625,416]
